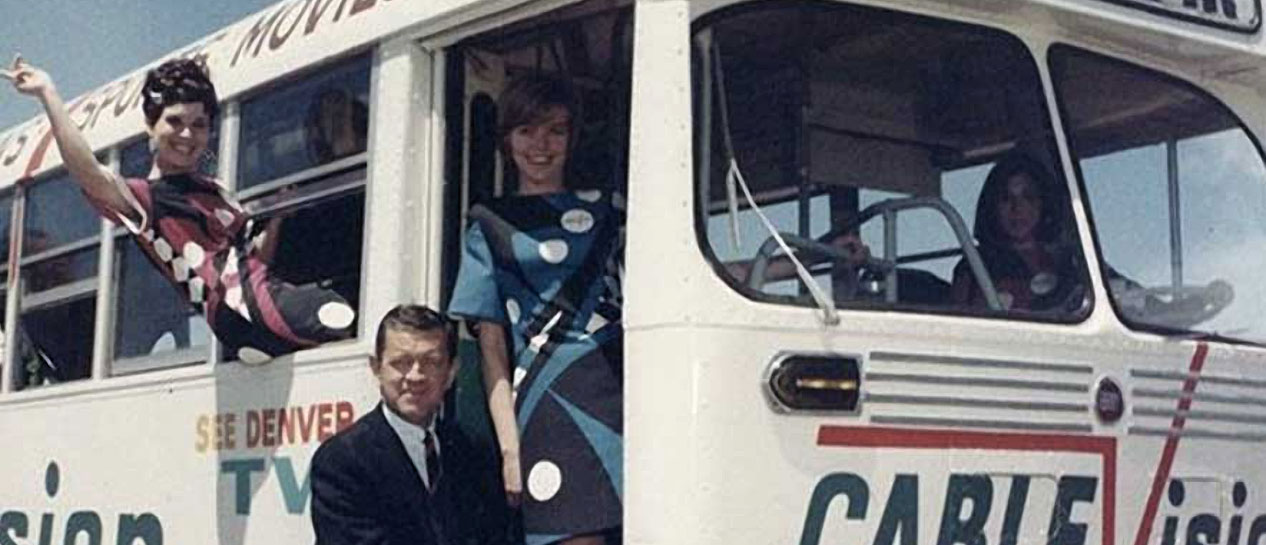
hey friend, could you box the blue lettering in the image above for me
[274,457,312,515]
[800,473,870,545]
[938,474,993,545]
[220,459,267,515]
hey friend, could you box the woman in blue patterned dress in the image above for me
[448,75,623,545]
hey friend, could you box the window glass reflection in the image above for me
[237,55,371,189]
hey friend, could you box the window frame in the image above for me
[1047,43,1266,346]
[690,0,1093,325]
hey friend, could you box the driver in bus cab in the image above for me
[2,54,355,365]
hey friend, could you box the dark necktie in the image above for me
[423,430,441,493]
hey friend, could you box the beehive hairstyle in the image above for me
[141,58,219,127]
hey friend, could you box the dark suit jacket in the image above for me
[311,403,489,545]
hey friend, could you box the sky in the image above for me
[0,0,278,129]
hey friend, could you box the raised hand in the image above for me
[0,54,55,98]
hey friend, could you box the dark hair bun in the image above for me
[141,58,219,126]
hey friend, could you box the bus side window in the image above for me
[110,137,218,373]
[230,53,374,357]
[18,174,100,389]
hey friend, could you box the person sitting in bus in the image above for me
[2,55,355,365]
[306,87,368,164]
[448,73,623,545]
[950,153,1084,312]
[724,231,871,289]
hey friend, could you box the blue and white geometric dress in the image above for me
[448,189,624,545]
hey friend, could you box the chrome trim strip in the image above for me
[871,351,1095,374]
[1128,426,1266,442]
[1133,405,1266,425]
[866,371,1089,392]
[1133,388,1266,408]
[869,415,1093,433]
[865,392,1087,413]
[1130,368,1266,389]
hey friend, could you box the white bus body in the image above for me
[1,0,1265,544]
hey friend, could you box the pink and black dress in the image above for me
[86,173,354,362]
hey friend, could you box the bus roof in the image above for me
[1,0,1264,188]
[0,0,507,187]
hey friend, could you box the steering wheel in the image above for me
[746,232,892,299]
[1113,280,1234,329]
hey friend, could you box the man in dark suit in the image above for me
[311,304,494,545]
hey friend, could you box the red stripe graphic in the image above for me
[817,426,1117,545]
[1131,342,1210,545]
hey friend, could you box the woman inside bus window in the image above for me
[950,153,1083,312]
[306,87,368,164]
[448,74,623,545]
[2,55,355,365]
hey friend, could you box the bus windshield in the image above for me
[1052,46,1266,344]
[693,0,1091,322]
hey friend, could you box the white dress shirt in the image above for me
[382,405,441,490]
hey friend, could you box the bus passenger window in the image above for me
[237,54,371,191]
[110,138,216,373]
[18,174,99,389]
[229,53,373,358]
[693,1,1091,321]
[1052,47,1266,343]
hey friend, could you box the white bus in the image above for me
[1,0,1265,543]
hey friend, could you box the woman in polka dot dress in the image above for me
[3,55,355,364]
[449,74,624,545]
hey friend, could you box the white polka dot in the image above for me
[560,209,595,234]
[183,242,205,269]
[151,332,176,353]
[223,248,239,277]
[528,333,549,353]
[215,208,236,227]
[170,257,189,282]
[188,277,205,303]
[237,347,272,366]
[506,299,521,324]
[586,313,609,334]
[513,366,527,389]
[527,460,562,502]
[576,190,601,202]
[141,229,156,242]
[317,302,355,329]
[539,240,569,264]
[152,238,173,262]
[225,286,249,321]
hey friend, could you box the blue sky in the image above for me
[0,0,278,129]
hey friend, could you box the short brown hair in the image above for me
[374,304,456,359]
[497,73,581,152]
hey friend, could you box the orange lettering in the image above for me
[195,415,210,453]
[278,406,296,445]
[269,0,304,50]
[224,413,238,450]
[317,403,334,441]
[349,0,376,16]
[298,404,316,442]
[335,401,354,434]
[246,410,261,448]
[262,408,278,447]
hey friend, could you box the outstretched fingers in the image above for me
[1,54,26,83]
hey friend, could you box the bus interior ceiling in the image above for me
[1053,50,1238,159]
[706,4,1055,210]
